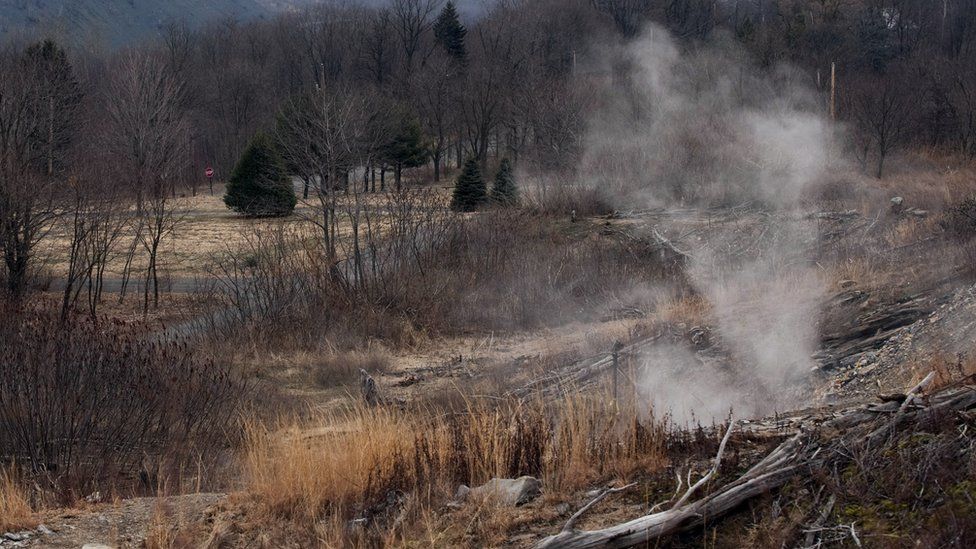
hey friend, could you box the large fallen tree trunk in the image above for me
[537,379,976,549]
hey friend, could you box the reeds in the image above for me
[0,465,35,531]
[242,394,668,542]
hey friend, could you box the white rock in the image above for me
[456,476,542,506]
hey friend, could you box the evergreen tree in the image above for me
[224,133,296,217]
[491,158,518,205]
[22,39,82,176]
[434,1,467,63]
[383,109,428,191]
[451,157,486,212]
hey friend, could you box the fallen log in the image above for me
[536,380,976,549]
[507,334,665,399]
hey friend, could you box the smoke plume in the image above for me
[580,26,835,423]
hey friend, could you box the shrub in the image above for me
[201,192,681,355]
[491,158,518,205]
[451,158,487,212]
[224,133,296,217]
[941,196,976,239]
[522,174,616,216]
[0,465,34,531]
[0,303,246,499]
[312,350,392,388]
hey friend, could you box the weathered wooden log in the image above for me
[508,335,665,399]
[537,382,976,549]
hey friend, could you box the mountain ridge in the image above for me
[0,0,297,47]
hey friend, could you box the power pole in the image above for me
[612,341,624,409]
[830,62,836,121]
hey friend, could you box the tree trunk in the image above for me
[5,247,29,301]
[433,148,442,182]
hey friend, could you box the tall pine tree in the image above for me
[382,109,428,192]
[434,1,467,63]
[22,39,82,176]
[491,158,518,205]
[451,158,486,212]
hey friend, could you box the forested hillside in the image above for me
[0,0,290,46]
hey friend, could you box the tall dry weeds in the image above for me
[242,395,667,542]
[0,465,35,531]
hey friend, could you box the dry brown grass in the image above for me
[657,294,710,327]
[861,164,976,214]
[0,465,35,531]
[242,395,667,543]
[143,503,178,549]
[310,348,393,388]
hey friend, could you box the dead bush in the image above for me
[823,413,976,547]
[201,192,681,356]
[370,210,682,334]
[522,176,616,216]
[0,302,247,501]
[941,196,976,239]
[311,349,392,388]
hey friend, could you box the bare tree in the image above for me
[591,0,653,38]
[415,52,459,182]
[851,75,915,178]
[391,0,441,75]
[277,88,383,260]
[104,53,188,309]
[0,42,77,298]
[359,8,398,88]
[57,172,129,319]
[458,6,527,170]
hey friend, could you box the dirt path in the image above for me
[2,494,225,549]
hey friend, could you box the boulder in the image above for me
[890,196,904,212]
[455,476,542,506]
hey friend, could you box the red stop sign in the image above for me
[205,167,214,179]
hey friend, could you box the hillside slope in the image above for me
[0,0,298,46]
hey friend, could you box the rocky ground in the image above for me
[825,282,976,398]
[1,494,222,549]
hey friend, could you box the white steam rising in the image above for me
[581,26,835,423]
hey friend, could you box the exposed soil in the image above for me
[3,494,223,549]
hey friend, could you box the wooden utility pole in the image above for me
[611,341,624,409]
[829,62,836,121]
